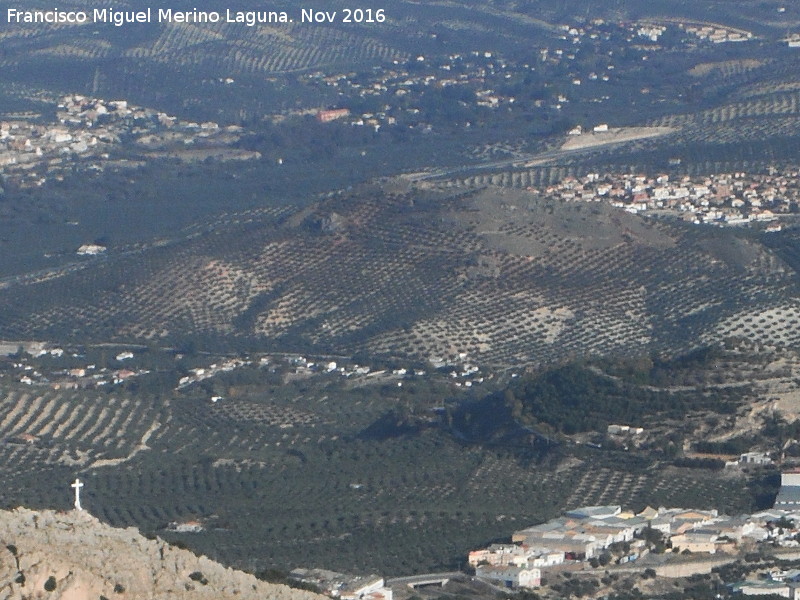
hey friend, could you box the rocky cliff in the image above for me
[0,507,326,600]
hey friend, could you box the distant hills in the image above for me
[1,181,797,366]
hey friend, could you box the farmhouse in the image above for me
[76,244,106,256]
[168,519,204,533]
[739,452,773,466]
[607,424,644,435]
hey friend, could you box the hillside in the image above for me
[0,353,776,576]
[0,506,326,600]
[0,182,796,366]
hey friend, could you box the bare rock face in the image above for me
[0,507,326,600]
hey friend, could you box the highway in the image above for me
[401,128,676,182]
[386,571,464,588]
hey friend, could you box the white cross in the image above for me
[71,478,84,511]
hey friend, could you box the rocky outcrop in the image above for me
[0,507,326,600]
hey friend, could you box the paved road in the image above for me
[401,131,674,183]
[386,571,464,588]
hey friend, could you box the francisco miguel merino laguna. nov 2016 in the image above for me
[6,8,291,26]
[6,7,386,26]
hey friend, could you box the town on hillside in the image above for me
[528,170,800,228]
[0,93,258,188]
[281,471,800,600]
[459,470,800,597]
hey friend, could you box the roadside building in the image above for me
[775,471,800,509]
[475,565,540,589]
[669,531,720,554]
[730,579,800,597]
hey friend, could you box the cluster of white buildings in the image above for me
[0,343,148,389]
[301,18,755,137]
[732,568,800,598]
[174,353,434,395]
[537,170,800,226]
[304,49,522,133]
[607,424,644,436]
[637,25,667,43]
[469,503,800,589]
[0,94,249,188]
[634,20,754,44]
[680,23,753,44]
[305,17,680,130]
[176,358,252,389]
[21,361,146,390]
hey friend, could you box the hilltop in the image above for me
[0,181,796,366]
[0,506,326,600]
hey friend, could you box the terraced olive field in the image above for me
[1,182,798,368]
[0,372,765,576]
[6,0,800,586]
[436,43,800,185]
[0,1,408,75]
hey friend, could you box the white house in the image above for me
[77,244,106,256]
[740,452,772,466]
